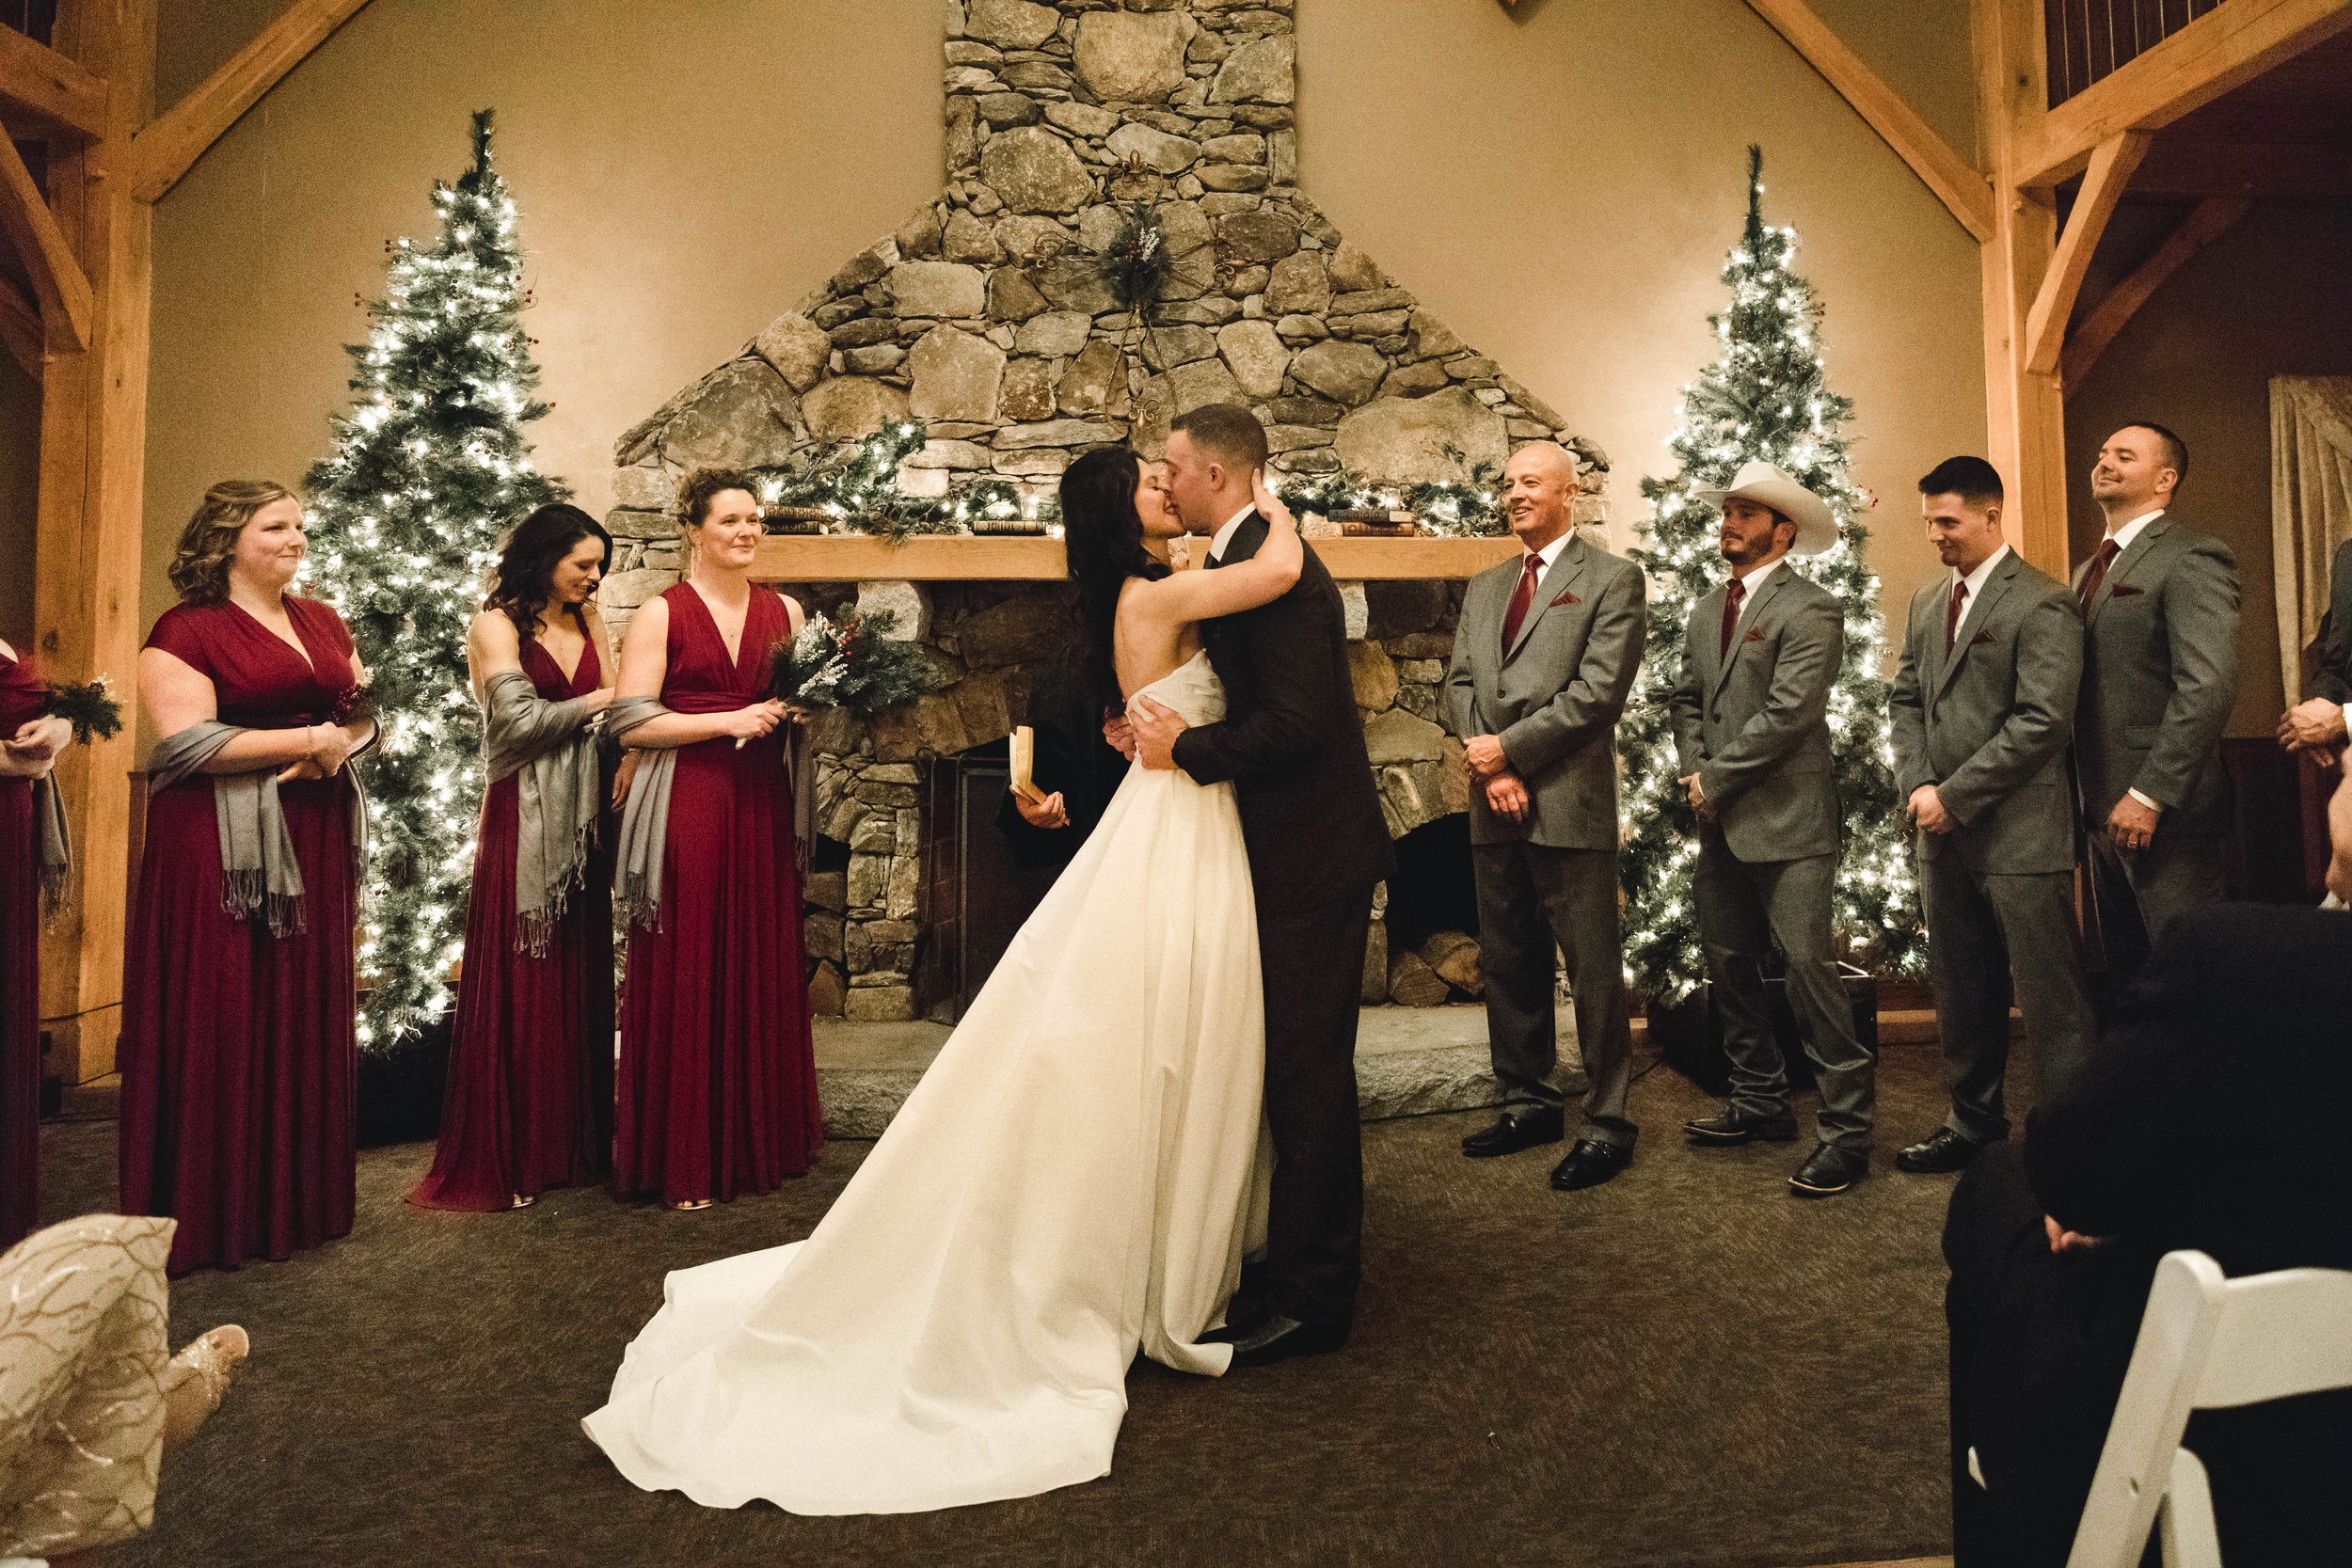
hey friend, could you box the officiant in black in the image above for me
[995,642,1132,871]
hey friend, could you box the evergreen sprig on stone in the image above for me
[302,109,567,1049]
[1617,147,1924,999]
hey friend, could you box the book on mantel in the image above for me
[1335,511,1416,538]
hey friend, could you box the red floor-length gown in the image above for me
[119,596,362,1274]
[616,581,820,1205]
[0,650,46,1250]
[410,615,613,1210]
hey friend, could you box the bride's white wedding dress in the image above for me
[584,649,1267,1514]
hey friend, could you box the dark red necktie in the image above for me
[1720,576,1746,658]
[1500,552,1541,654]
[1946,578,1967,651]
[2076,537,2121,615]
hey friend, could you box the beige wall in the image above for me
[139,0,1987,657]
[2065,200,2352,738]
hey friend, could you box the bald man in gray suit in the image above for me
[1445,443,1647,1193]
[1672,463,1875,1197]
[1890,457,2098,1177]
[2073,422,2239,984]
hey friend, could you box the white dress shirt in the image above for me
[1521,529,1573,578]
[1949,543,2011,644]
[2096,510,2166,816]
[1206,501,1256,563]
[1728,553,1788,634]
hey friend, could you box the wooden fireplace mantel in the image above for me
[750,533,1524,582]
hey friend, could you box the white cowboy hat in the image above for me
[1695,460,1837,556]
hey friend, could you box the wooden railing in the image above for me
[2046,0,2226,105]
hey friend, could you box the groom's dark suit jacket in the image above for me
[1171,511,1391,913]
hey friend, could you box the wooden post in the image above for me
[31,0,156,1084]
[1976,0,2073,578]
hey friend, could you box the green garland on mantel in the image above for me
[750,420,1514,544]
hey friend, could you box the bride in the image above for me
[582,446,1306,1515]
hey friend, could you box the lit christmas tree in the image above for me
[302,109,566,1047]
[1618,146,1924,998]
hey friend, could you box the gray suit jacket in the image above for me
[2072,513,2239,839]
[1669,562,1842,863]
[1443,531,1645,849]
[2308,535,2352,705]
[1890,551,2082,875]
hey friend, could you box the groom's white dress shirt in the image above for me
[1206,502,1254,564]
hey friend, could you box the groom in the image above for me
[1127,404,1393,1368]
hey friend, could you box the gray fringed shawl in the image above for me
[147,721,371,938]
[608,696,813,933]
[33,775,69,914]
[480,669,603,956]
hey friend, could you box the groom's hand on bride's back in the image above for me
[1131,697,1186,771]
[1102,710,1137,760]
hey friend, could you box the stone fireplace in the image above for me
[595,0,1611,1022]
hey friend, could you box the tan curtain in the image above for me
[2271,375,2352,703]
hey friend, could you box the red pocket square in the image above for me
[2109,584,2145,597]
[1549,590,1580,607]
[1742,627,1767,643]
[1970,628,1997,646]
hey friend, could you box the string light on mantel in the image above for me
[1616,145,1923,1001]
[300,109,567,1050]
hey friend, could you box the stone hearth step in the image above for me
[814,1003,1586,1140]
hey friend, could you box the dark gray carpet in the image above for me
[40,1045,1989,1567]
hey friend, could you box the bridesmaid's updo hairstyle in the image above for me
[167,480,298,606]
[675,467,764,540]
[485,502,611,640]
[1058,446,1169,710]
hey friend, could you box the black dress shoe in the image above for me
[1227,1315,1349,1370]
[1548,1138,1632,1192]
[1789,1143,1867,1197]
[1896,1127,1988,1174]
[1199,1302,1269,1344]
[1461,1106,1565,1159]
[1683,1105,1800,1145]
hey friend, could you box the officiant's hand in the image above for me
[1464,735,1507,780]
[1103,711,1137,761]
[1131,696,1184,771]
[1014,790,1069,830]
[1485,769,1530,823]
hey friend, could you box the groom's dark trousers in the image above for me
[1173,512,1392,1329]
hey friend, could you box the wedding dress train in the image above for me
[584,650,1267,1513]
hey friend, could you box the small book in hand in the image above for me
[1009,725,1047,804]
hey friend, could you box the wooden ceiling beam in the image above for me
[2128,138,2352,198]
[2060,196,2252,390]
[2011,0,2352,190]
[0,131,92,349]
[0,270,42,378]
[0,23,108,141]
[126,0,373,204]
[2023,131,2149,377]
[1742,0,1996,240]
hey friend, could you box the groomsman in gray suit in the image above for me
[1444,443,1647,1192]
[1672,462,1875,1196]
[2073,422,2239,983]
[1888,456,2098,1176]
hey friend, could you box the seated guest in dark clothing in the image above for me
[994,641,1132,874]
[1943,772,2352,1565]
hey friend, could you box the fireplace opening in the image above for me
[1377,813,1482,1006]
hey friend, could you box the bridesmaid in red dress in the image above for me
[410,504,617,1211]
[611,467,821,1210]
[120,481,377,1274]
[0,642,74,1249]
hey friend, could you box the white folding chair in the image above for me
[2058,1249,2352,1567]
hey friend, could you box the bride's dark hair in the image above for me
[1058,446,1169,709]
